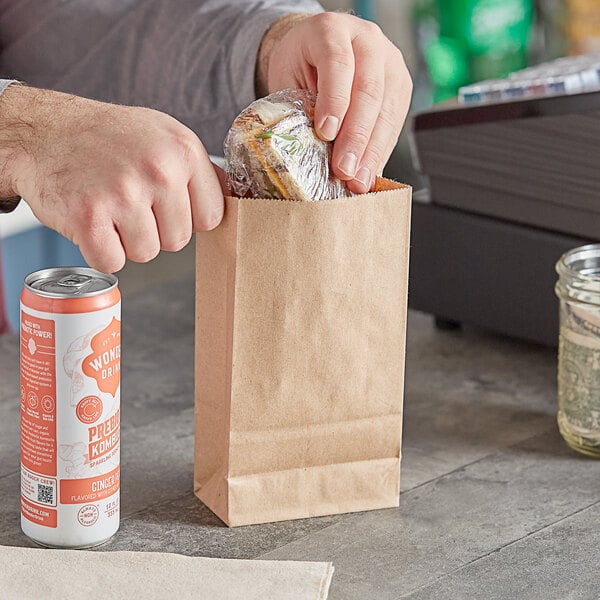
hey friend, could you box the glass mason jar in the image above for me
[555,244,600,458]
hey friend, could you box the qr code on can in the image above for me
[37,483,54,505]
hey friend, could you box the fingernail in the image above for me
[319,115,339,141]
[355,167,371,190]
[208,204,224,230]
[339,152,358,177]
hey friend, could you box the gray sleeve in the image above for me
[0,0,323,155]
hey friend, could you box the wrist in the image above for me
[0,84,36,201]
[255,13,312,98]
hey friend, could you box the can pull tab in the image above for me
[56,274,94,292]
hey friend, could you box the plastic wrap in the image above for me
[224,89,352,201]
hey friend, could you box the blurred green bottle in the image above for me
[414,0,535,103]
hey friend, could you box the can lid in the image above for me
[24,267,118,298]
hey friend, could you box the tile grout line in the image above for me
[0,470,17,482]
[398,498,600,599]
[255,427,560,561]
[0,408,196,483]
[119,489,195,524]
[400,425,558,497]
[253,519,348,561]
[118,485,347,559]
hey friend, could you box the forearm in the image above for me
[0,83,31,206]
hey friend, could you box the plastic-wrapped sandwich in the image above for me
[224,89,352,201]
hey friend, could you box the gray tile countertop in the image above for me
[1,276,599,599]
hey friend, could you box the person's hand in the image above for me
[259,12,412,194]
[0,86,225,273]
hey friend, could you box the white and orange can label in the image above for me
[20,268,121,548]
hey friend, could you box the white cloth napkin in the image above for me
[0,545,334,600]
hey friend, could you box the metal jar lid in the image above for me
[24,267,118,298]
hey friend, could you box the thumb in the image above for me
[213,164,231,196]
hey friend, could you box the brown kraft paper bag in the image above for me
[194,178,411,527]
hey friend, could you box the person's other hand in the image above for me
[262,12,412,194]
[0,86,225,273]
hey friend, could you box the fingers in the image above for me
[152,186,193,252]
[76,221,126,274]
[77,181,206,274]
[77,140,224,273]
[330,26,385,187]
[150,131,224,252]
[210,164,230,198]
[309,15,355,142]
[345,57,412,194]
[298,14,413,193]
[115,204,161,264]
[76,193,161,272]
[188,160,226,232]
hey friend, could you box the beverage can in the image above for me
[20,267,121,548]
